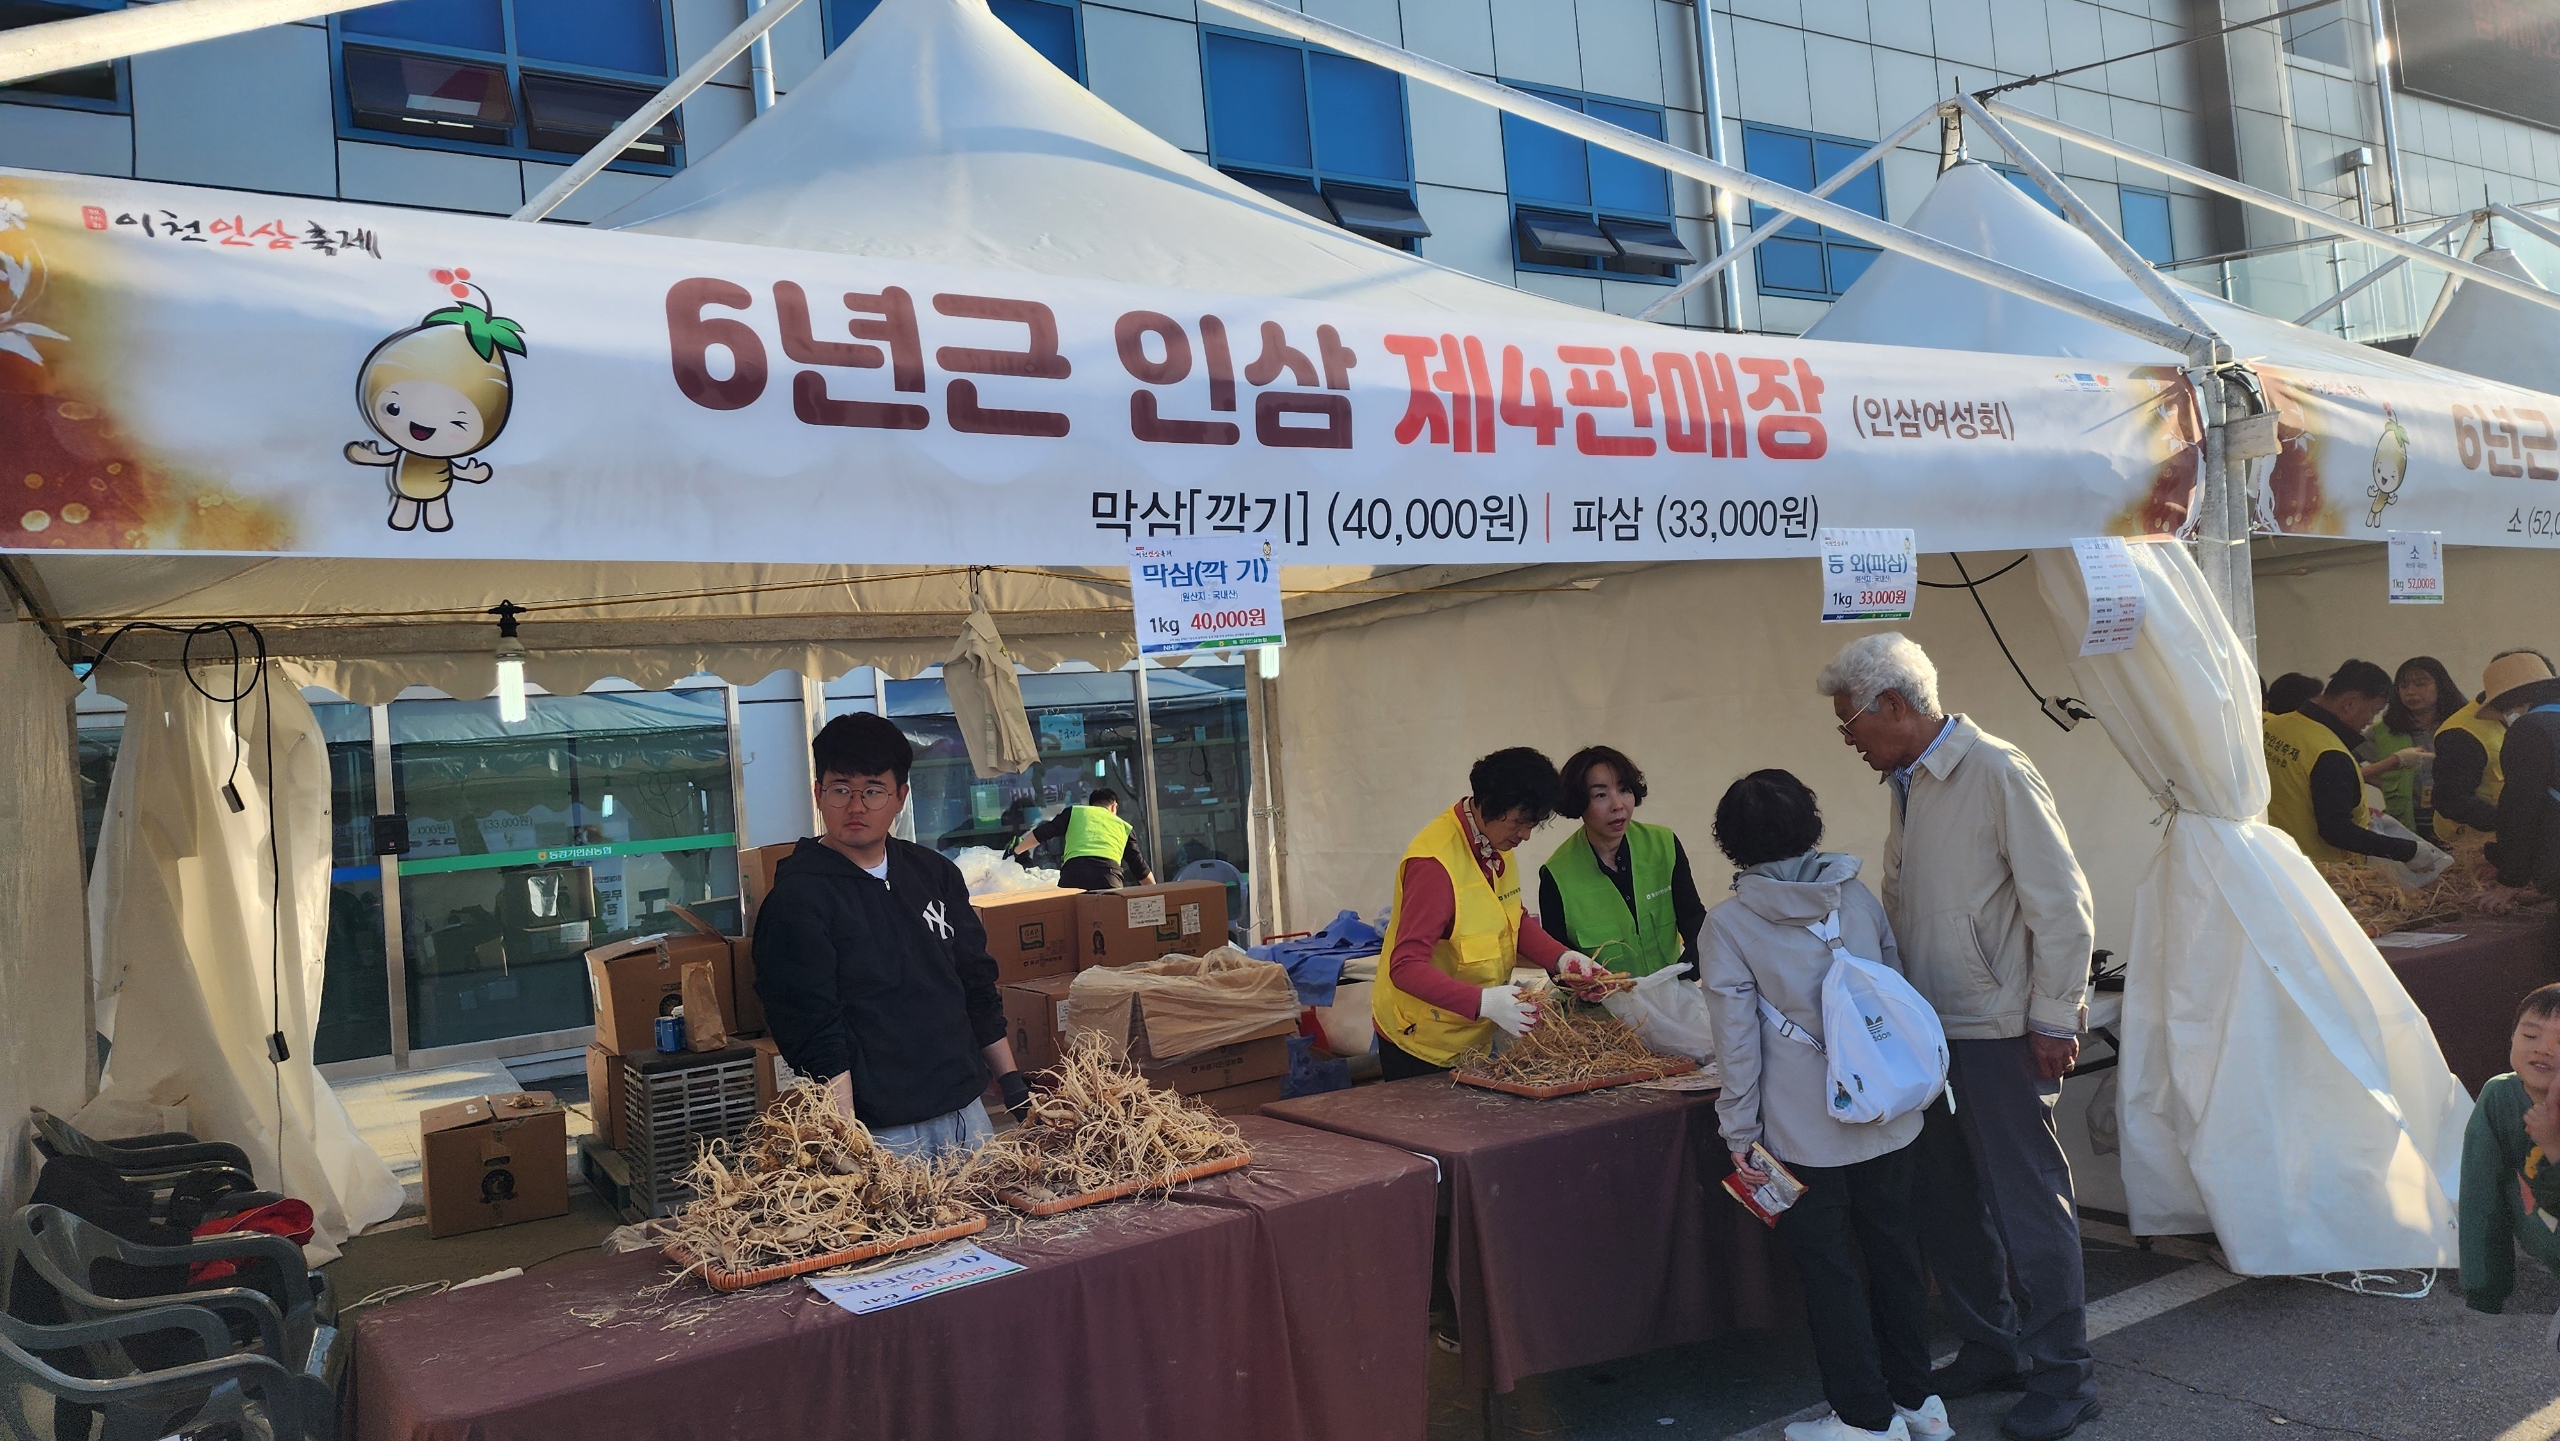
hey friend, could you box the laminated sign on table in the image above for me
[2070,536,2144,655]
[1818,528,1915,623]
[807,1245,1023,1316]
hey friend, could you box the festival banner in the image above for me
[4,169,2555,564]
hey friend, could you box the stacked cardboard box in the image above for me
[1073,880,1229,969]
[583,907,761,1149]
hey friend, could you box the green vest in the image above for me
[1063,804,1133,862]
[1541,821,1682,977]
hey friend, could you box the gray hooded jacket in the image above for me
[1700,851,1926,1170]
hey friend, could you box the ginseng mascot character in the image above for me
[345,267,526,533]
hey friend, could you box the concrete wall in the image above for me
[0,618,91,1214]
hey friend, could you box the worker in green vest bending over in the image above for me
[1539,746,1709,979]
[1012,788,1154,891]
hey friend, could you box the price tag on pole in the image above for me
[2070,536,2145,655]
[1818,527,1916,623]
[1129,536,1285,655]
[2385,531,2443,604]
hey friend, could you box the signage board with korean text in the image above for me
[2070,536,2145,654]
[807,1245,1023,1315]
[1818,528,1916,623]
[1128,535,1283,655]
[2385,531,2443,604]
[6,169,2558,563]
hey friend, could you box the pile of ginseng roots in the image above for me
[2317,833,2503,938]
[956,1033,1248,1203]
[1452,975,1672,1088]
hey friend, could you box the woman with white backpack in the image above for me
[1700,770,1951,1441]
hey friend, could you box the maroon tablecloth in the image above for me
[1262,1075,1796,1394]
[2383,908,2560,1094]
[347,1115,1433,1441]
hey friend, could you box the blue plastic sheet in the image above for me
[1248,909,1382,1008]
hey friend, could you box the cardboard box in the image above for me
[974,887,1080,984]
[1193,1075,1286,1117]
[739,841,796,931]
[749,1036,805,1109]
[585,923,734,1055]
[1137,1020,1295,1096]
[584,1043,625,1151]
[727,935,765,1036]
[421,1092,569,1239]
[1001,974,1079,1075]
[1074,881,1229,970]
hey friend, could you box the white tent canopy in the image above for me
[2411,245,2560,396]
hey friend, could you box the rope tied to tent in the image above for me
[2148,777,2241,827]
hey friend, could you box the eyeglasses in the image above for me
[819,782,899,811]
[1836,698,1882,739]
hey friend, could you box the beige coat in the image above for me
[1700,852,1925,1169]
[1882,715,2094,1041]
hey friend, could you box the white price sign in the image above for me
[2386,531,2443,604]
[1128,536,1284,656]
[1819,527,1916,623]
[2070,536,2145,655]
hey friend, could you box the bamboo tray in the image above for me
[1455,1055,1699,1100]
[997,1151,1254,1217]
[665,1213,988,1291]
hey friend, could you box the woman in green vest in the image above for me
[2363,656,2457,834]
[1012,788,1152,891]
[1537,746,1708,979]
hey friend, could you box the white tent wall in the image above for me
[0,616,89,1213]
[2255,543,2560,692]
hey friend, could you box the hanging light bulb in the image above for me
[489,600,529,724]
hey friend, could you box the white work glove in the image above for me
[1478,983,1540,1038]
[1553,951,1602,982]
[2406,839,2456,884]
[2395,747,2432,770]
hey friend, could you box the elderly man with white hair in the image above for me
[1817,632,2099,1441]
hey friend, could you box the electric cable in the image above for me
[1974,0,2343,102]
[1932,554,2095,733]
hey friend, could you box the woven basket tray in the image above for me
[997,1151,1253,1217]
[664,1213,988,1291]
[1455,1055,1699,1100]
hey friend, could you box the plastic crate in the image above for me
[620,1044,759,1218]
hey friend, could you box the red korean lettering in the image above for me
[1245,321,1316,387]
[2519,408,2559,480]
[1499,345,1563,446]
[1429,334,1492,453]
[1317,325,1356,390]
[775,281,928,431]
[1201,316,1237,413]
[932,293,1071,438]
[1559,344,1656,458]
[1738,355,1826,460]
[1117,311,1239,446]
[666,278,768,412]
[81,206,107,230]
[1244,321,1350,449]
[2487,407,2525,479]
[1383,334,1449,446]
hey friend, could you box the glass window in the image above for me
[312,702,392,1065]
[76,719,120,872]
[1504,86,1687,281]
[1744,122,1887,299]
[332,0,683,173]
[826,0,1082,79]
[1988,162,2067,218]
[389,688,737,1053]
[1202,27,1424,252]
[2280,1,2353,69]
[2120,185,2175,265]
[0,0,128,111]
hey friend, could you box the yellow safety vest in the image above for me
[1062,804,1133,862]
[2264,708,2363,863]
[2431,701,2507,844]
[1373,808,1521,1067]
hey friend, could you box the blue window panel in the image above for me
[1826,243,1880,292]
[2120,187,2174,265]
[1585,99,1666,215]
[1308,53,1406,182]
[515,0,666,75]
[1501,109,1588,206]
[1205,32,1312,171]
[827,0,879,48]
[991,0,1078,77]
[1814,138,1884,219]
[1758,236,1828,295]
[1743,125,1818,238]
[1993,164,2066,217]
[343,0,507,54]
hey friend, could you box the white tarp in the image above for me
[2412,245,2560,398]
[86,663,403,1258]
[0,616,88,1213]
[2032,540,2467,1273]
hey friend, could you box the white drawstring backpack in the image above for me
[1756,910,1952,1124]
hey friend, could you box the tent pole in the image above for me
[1132,661,1163,883]
[1983,99,2560,321]
[1686,0,1738,331]
[0,0,395,86]
[1639,100,1939,324]
[513,0,808,223]
[1243,654,1278,942]
[2488,203,2560,264]
[2415,212,2489,339]
[1256,660,1293,936]
[747,0,777,115]
[798,667,825,838]
[2292,212,2466,327]
[1953,94,2225,359]
[370,704,410,1072]
[1195,0,2213,361]
[2365,0,2407,226]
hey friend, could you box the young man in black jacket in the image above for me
[752,712,1030,1160]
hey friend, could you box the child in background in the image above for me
[2461,983,2560,1313]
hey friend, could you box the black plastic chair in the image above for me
[9,1206,337,1387]
[0,1305,333,1441]
[28,1112,278,1234]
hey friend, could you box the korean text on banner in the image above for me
[1819,528,1915,623]
[807,1245,1025,1315]
[2071,536,2145,654]
[1129,536,1283,655]
[2386,532,2444,605]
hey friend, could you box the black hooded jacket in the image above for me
[750,837,1005,1129]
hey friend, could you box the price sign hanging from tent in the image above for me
[2385,532,2443,605]
[1818,527,1916,623]
[1128,536,1285,655]
[2070,536,2145,655]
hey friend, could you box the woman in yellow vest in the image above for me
[1537,746,1707,979]
[1373,747,1601,1080]
[2435,651,2560,845]
[2263,660,2445,869]
[1011,788,1153,891]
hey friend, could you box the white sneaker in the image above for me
[1897,1395,1954,1441]
[1784,1414,1910,1441]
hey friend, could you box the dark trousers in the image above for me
[1377,1031,1450,1081]
[1057,856,1124,892]
[1773,1143,1934,1432]
[1915,1035,2095,1401]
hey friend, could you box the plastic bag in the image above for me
[1601,966,1717,1064]
[947,845,1060,897]
[2368,813,2455,889]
